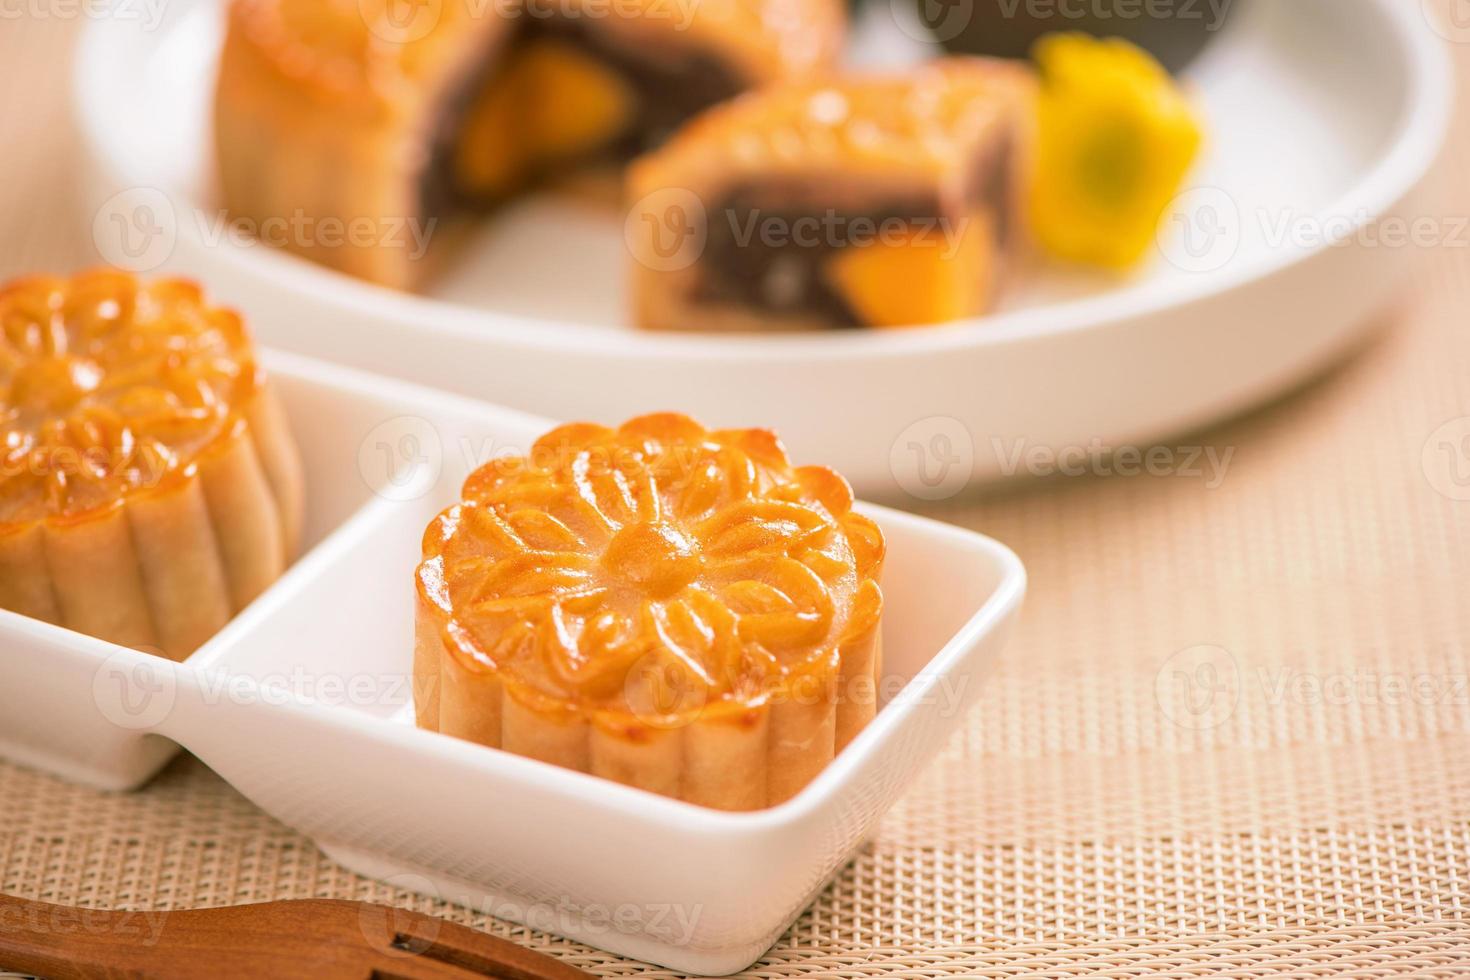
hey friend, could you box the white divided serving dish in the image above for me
[0,352,1026,974]
[73,0,1453,497]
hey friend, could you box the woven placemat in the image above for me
[4,7,1470,977]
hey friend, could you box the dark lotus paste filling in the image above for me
[696,191,941,327]
[692,126,1016,327]
[419,19,746,225]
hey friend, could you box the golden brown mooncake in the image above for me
[215,0,845,290]
[414,413,884,810]
[627,58,1036,331]
[0,270,305,661]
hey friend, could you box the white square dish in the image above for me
[0,351,1024,973]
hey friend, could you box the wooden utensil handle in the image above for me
[0,893,597,980]
[0,892,153,980]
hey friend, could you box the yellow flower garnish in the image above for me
[1028,33,1203,269]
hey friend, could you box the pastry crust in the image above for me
[0,270,305,660]
[215,0,844,289]
[415,413,884,809]
[627,58,1036,331]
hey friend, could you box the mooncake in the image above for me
[0,270,305,660]
[415,413,884,809]
[627,58,1035,330]
[215,0,844,288]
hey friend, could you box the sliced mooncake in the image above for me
[216,0,844,288]
[627,58,1035,330]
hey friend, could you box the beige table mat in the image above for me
[4,6,1470,977]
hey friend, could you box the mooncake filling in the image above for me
[627,59,1033,330]
[693,133,1013,327]
[421,19,747,222]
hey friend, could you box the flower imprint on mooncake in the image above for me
[415,413,884,809]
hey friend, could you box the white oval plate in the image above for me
[75,0,1451,497]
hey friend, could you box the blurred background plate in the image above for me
[74,0,1451,498]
